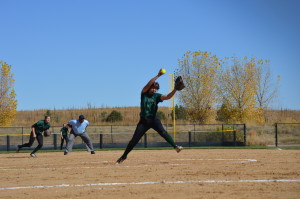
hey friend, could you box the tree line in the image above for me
[175,51,279,124]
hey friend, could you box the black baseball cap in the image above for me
[79,115,85,120]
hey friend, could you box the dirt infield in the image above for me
[0,149,299,199]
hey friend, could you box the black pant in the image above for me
[60,135,69,150]
[19,132,43,154]
[121,117,176,158]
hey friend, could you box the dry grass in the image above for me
[12,107,300,127]
[13,107,172,126]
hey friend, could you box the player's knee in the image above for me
[26,142,33,147]
[161,131,168,136]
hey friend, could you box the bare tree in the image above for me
[256,64,279,109]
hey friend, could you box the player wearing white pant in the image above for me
[64,115,95,155]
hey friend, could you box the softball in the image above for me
[160,68,166,74]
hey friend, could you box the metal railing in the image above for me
[0,124,246,151]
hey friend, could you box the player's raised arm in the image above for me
[161,75,185,101]
[142,69,165,94]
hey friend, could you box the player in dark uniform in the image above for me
[116,69,183,164]
[16,116,51,158]
[60,123,69,150]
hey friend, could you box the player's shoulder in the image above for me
[154,93,162,97]
[68,119,77,124]
[35,120,44,125]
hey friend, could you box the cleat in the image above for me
[116,156,126,165]
[16,145,21,153]
[91,151,96,154]
[64,151,68,155]
[30,153,37,158]
[175,146,183,153]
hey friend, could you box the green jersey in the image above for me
[140,93,163,118]
[60,127,68,136]
[32,120,51,135]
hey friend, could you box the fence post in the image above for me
[233,131,236,146]
[100,134,103,149]
[193,124,196,142]
[144,133,147,148]
[6,136,10,151]
[111,125,113,143]
[22,127,24,144]
[222,124,224,144]
[275,123,278,147]
[188,131,191,147]
[53,134,57,150]
[243,124,247,146]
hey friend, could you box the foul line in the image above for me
[0,179,299,190]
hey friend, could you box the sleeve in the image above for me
[156,93,163,103]
[46,123,50,130]
[32,120,41,128]
[31,123,37,128]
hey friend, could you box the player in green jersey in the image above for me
[16,116,51,158]
[116,69,183,164]
[60,123,69,150]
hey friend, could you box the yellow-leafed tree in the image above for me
[0,61,17,126]
[218,56,264,123]
[175,51,220,123]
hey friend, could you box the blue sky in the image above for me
[1,0,300,110]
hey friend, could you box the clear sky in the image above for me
[1,0,300,110]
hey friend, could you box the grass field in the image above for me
[0,149,299,199]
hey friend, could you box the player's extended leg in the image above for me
[152,117,183,153]
[64,133,76,155]
[116,119,150,164]
[64,135,69,149]
[17,132,36,152]
[30,134,44,157]
[80,133,95,154]
[60,137,64,150]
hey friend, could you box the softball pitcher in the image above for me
[116,69,185,164]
